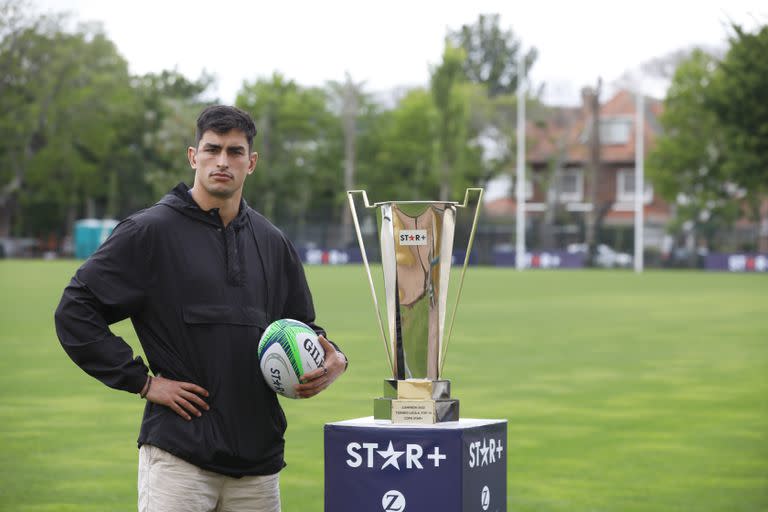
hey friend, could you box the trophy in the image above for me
[347,189,483,424]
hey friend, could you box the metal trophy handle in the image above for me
[347,188,483,423]
[440,187,484,376]
[347,190,394,374]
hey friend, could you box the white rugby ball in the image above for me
[257,318,325,399]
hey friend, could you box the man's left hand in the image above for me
[294,335,346,399]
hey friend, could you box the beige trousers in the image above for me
[138,445,281,512]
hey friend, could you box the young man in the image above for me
[55,105,347,512]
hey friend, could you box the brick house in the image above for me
[485,89,673,253]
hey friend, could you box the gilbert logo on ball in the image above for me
[257,319,325,398]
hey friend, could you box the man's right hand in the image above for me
[144,376,210,421]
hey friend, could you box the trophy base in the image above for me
[374,397,460,423]
[374,379,459,423]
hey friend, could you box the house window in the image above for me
[617,169,653,203]
[600,118,632,145]
[556,169,583,202]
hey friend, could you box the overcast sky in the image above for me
[36,0,766,105]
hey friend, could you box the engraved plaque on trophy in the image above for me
[347,189,483,423]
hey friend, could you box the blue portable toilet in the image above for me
[74,219,119,259]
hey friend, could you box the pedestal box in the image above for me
[324,417,506,512]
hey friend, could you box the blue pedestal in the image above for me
[324,417,507,512]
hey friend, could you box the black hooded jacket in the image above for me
[55,183,332,477]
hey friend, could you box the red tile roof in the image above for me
[527,89,663,165]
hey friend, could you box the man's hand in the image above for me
[294,335,346,399]
[145,376,210,421]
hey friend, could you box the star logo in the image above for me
[480,439,490,466]
[377,441,405,470]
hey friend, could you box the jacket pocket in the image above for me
[182,304,267,328]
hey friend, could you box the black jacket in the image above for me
[55,183,331,477]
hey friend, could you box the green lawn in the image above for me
[1,261,766,511]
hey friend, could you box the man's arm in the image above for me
[54,219,152,393]
[277,234,347,398]
[55,218,210,419]
[56,277,151,393]
[56,281,211,418]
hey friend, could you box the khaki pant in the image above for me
[138,445,281,512]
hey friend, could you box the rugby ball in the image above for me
[257,319,325,399]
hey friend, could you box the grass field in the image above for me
[1,260,766,511]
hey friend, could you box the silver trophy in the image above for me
[347,189,483,424]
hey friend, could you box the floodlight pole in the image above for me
[634,91,645,273]
[515,51,526,271]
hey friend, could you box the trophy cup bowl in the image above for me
[347,189,483,424]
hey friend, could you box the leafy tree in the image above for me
[707,24,768,230]
[327,73,367,244]
[0,2,140,237]
[0,0,214,240]
[448,13,537,97]
[357,88,439,202]
[647,49,740,252]
[431,41,471,201]
[0,1,58,236]
[25,28,139,228]
[648,24,768,253]
[133,70,214,203]
[236,73,339,226]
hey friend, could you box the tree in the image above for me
[0,1,60,236]
[0,2,141,237]
[582,79,603,263]
[27,28,140,228]
[707,24,768,250]
[327,72,367,245]
[448,13,537,98]
[647,49,739,254]
[431,41,471,201]
[357,88,439,202]
[614,46,720,94]
[133,70,214,203]
[236,73,338,227]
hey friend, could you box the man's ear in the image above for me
[248,152,259,175]
[187,146,197,169]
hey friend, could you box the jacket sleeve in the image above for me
[279,234,347,365]
[54,218,151,393]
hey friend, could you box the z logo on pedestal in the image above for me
[382,490,406,511]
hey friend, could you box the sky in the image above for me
[35,0,767,106]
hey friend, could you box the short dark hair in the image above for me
[194,105,257,150]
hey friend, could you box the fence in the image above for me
[2,217,765,273]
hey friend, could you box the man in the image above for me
[54,105,347,511]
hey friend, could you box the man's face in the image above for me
[188,129,258,200]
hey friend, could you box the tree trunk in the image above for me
[757,197,768,254]
[66,202,77,240]
[540,131,570,249]
[0,199,14,237]
[340,91,358,247]
[538,168,558,250]
[686,230,697,268]
[258,114,274,220]
[0,161,24,237]
[105,169,118,218]
[86,197,96,219]
[583,79,602,265]
[439,161,450,202]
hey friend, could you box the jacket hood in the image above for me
[159,183,250,230]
